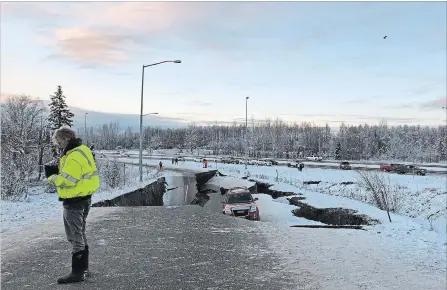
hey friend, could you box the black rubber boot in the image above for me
[83,245,90,277]
[57,251,85,284]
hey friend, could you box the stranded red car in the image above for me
[221,187,260,221]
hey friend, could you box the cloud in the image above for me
[4,2,215,66]
[2,2,312,66]
[43,27,148,66]
[384,97,446,111]
[1,2,72,21]
[419,97,447,110]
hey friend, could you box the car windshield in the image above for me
[227,193,253,204]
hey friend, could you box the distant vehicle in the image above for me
[380,163,402,172]
[262,158,279,165]
[193,157,204,162]
[305,156,323,161]
[177,157,186,162]
[339,162,352,170]
[258,160,272,166]
[222,157,239,164]
[287,160,298,168]
[247,160,258,165]
[394,164,426,176]
[221,187,260,221]
[287,160,302,168]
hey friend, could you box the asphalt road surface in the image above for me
[1,206,302,290]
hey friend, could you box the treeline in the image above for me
[80,120,446,163]
[2,91,445,200]
[1,88,73,199]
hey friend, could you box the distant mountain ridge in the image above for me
[67,105,187,131]
[1,96,186,131]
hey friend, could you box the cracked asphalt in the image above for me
[1,201,302,290]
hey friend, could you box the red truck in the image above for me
[380,163,402,172]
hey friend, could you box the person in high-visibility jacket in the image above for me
[46,126,99,284]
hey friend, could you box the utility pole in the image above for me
[245,96,249,169]
[84,113,88,146]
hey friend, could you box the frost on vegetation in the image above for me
[1,164,28,200]
[357,171,403,213]
[357,171,405,222]
[96,159,159,191]
[1,95,50,201]
[97,159,125,189]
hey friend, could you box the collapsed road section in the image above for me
[246,178,380,228]
[92,170,217,207]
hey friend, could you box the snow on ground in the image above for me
[205,175,255,191]
[0,164,174,235]
[218,163,446,225]
[3,154,445,274]
[115,157,446,224]
[253,193,324,227]
[145,158,446,222]
[256,221,446,290]
[139,158,446,266]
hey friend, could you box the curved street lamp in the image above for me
[139,60,181,182]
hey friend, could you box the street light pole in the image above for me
[84,113,88,146]
[245,96,249,170]
[139,60,181,183]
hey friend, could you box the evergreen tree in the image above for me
[335,142,342,160]
[48,85,74,131]
[438,138,446,161]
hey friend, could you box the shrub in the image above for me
[358,171,403,222]
[97,158,125,189]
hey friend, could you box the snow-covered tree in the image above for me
[78,118,447,163]
[1,96,48,199]
[48,85,74,130]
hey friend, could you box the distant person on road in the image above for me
[159,161,163,171]
[175,158,178,165]
[203,159,208,168]
[298,163,304,171]
[171,158,174,165]
[46,126,99,284]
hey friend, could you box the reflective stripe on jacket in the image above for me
[48,144,100,200]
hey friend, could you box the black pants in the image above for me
[63,199,91,253]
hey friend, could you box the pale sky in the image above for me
[1,1,446,126]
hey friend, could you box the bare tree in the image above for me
[357,170,403,222]
[1,96,47,199]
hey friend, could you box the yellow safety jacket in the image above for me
[48,144,100,201]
